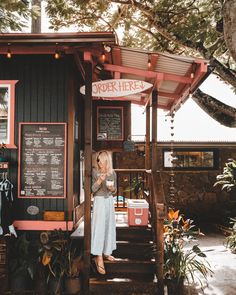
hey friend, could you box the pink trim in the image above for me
[0,80,18,148]
[13,220,73,231]
[97,106,124,141]
[18,122,67,199]
[84,51,93,62]
[0,46,75,55]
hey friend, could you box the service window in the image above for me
[0,80,17,148]
[163,149,219,170]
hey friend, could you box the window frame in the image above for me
[0,80,18,148]
[162,148,219,171]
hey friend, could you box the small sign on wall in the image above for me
[97,106,124,141]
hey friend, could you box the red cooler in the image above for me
[127,199,149,226]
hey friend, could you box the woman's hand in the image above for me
[97,173,106,185]
[107,185,115,192]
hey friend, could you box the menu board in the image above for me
[18,123,67,198]
[97,106,124,140]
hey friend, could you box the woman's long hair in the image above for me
[95,150,113,175]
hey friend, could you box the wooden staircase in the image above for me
[89,212,158,295]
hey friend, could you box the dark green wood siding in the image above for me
[0,55,77,220]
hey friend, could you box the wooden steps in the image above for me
[90,212,157,294]
[90,276,158,295]
[113,241,154,260]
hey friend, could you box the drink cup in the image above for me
[106,180,114,187]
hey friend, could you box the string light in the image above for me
[148,55,151,69]
[101,51,106,63]
[6,43,12,59]
[54,43,60,59]
[54,50,60,59]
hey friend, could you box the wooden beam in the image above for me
[0,45,74,55]
[74,52,85,81]
[190,60,208,91]
[67,75,76,220]
[83,60,93,294]
[103,64,192,83]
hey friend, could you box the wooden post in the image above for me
[145,104,150,170]
[156,203,165,295]
[151,90,158,172]
[145,104,152,213]
[83,58,93,294]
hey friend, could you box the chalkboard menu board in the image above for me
[97,106,124,140]
[18,123,67,198]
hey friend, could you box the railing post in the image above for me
[156,203,165,295]
[83,53,93,294]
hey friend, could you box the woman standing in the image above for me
[91,150,117,275]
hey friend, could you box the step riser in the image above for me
[90,282,158,294]
[114,244,153,260]
[104,263,155,274]
[116,228,152,242]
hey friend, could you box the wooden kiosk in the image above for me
[0,33,209,294]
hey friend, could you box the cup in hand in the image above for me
[106,180,114,188]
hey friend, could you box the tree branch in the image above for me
[193,89,236,127]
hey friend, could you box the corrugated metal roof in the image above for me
[110,46,209,111]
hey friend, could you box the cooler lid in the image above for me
[127,199,149,208]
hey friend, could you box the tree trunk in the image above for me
[193,89,236,127]
[223,0,236,63]
[31,0,41,33]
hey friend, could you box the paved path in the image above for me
[182,232,236,295]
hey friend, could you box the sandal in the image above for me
[104,255,116,262]
[93,257,106,275]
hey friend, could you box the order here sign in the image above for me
[80,79,153,97]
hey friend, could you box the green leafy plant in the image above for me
[39,230,66,280]
[164,209,212,287]
[214,159,236,192]
[39,230,82,280]
[9,234,38,279]
[224,217,236,254]
[124,176,147,198]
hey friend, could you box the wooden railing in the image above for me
[114,168,148,208]
[114,168,166,295]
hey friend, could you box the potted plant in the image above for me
[39,230,83,295]
[39,230,66,295]
[63,239,83,295]
[163,209,212,295]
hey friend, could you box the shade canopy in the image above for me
[0,32,209,111]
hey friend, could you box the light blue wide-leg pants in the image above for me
[91,195,116,256]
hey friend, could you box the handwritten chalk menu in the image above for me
[97,106,124,140]
[18,123,67,198]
